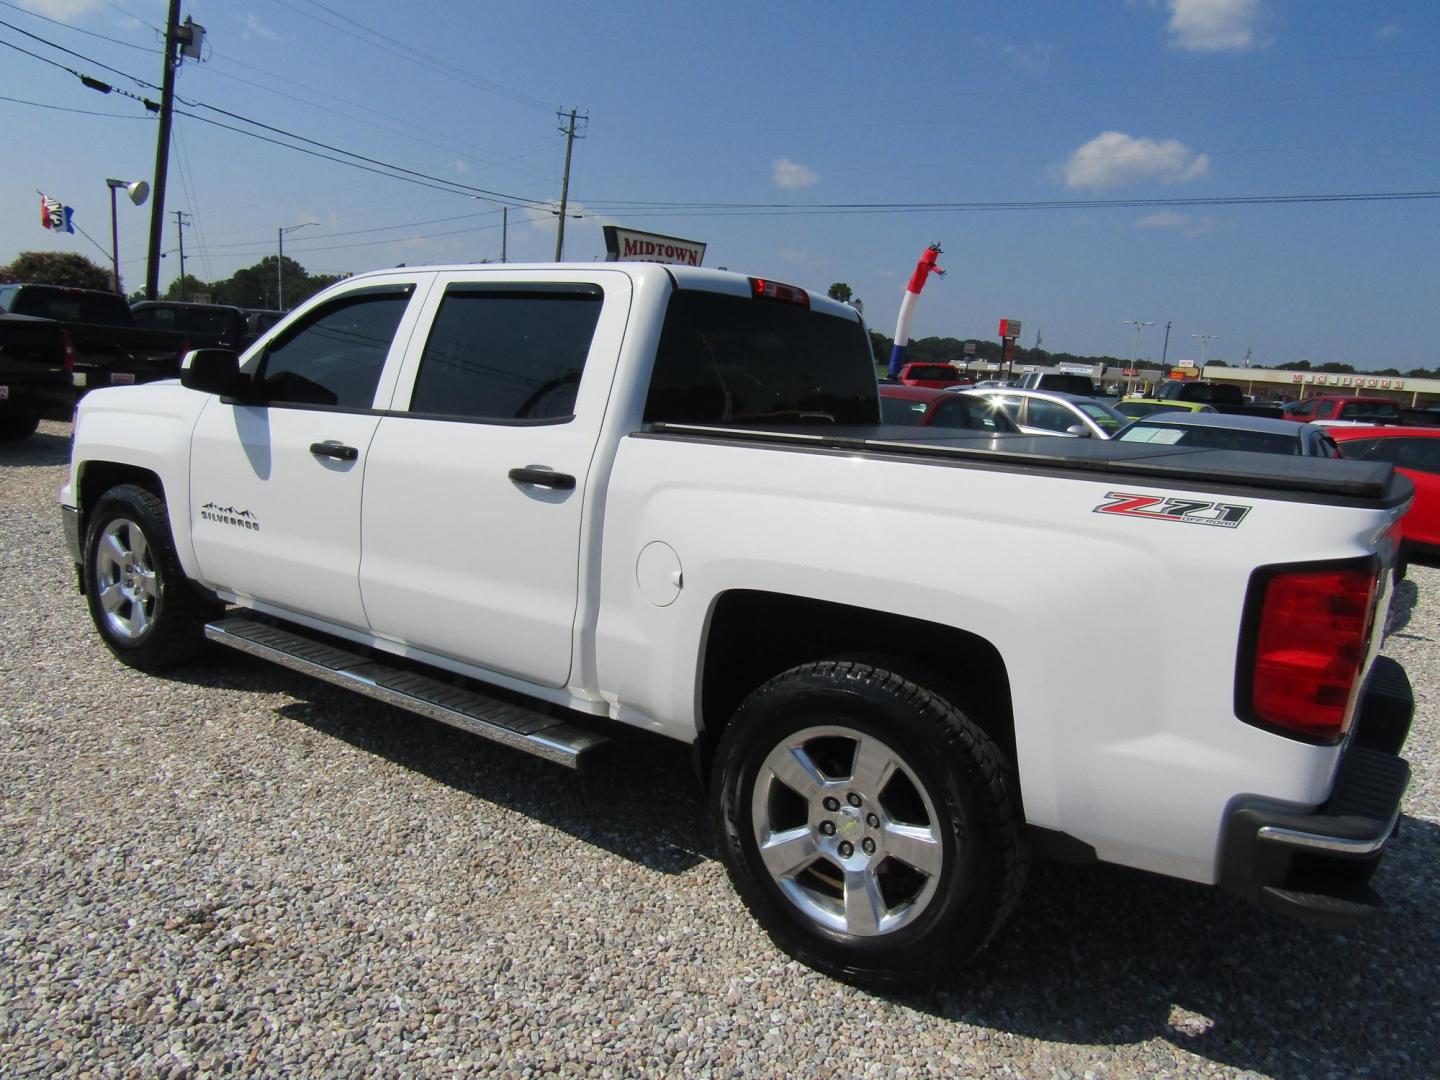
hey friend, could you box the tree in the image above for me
[163,274,210,302]
[2,251,112,291]
[826,282,853,303]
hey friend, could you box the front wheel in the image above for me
[711,660,1027,986]
[83,484,219,670]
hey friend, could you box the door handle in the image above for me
[309,440,358,461]
[508,466,575,491]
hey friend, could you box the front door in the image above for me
[189,283,422,630]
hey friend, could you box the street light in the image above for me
[1192,333,1220,369]
[105,178,149,296]
[1123,319,1154,395]
[277,221,319,309]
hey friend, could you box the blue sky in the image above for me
[3,0,1437,368]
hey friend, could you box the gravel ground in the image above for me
[3,418,1436,1078]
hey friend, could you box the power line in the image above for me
[0,0,161,54]
[0,15,152,85]
[272,0,553,111]
[0,91,154,118]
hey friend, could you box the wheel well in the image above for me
[698,590,1016,781]
[77,462,166,540]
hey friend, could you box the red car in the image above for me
[896,362,968,389]
[1282,395,1403,425]
[1330,426,1440,556]
[878,384,1018,433]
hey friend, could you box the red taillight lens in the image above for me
[749,277,810,307]
[61,328,76,372]
[1243,562,1379,743]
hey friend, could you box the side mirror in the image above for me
[180,348,246,397]
[1066,424,1091,437]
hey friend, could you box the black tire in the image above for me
[711,659,1027,986]
[83,484,221,670]
[0,407,40,440]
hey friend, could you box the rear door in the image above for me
[358,270,631,687]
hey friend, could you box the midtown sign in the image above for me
[603,225,706,267]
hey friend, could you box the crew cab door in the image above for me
[358,270,630,688]
[188,281,425,630]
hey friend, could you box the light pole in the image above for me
[277,222,319,309]
[1123,319,1154,395]
[105,178,149,296]
[1192,333,1219,369]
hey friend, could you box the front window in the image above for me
[1119,423,1298,454]
[255,288,412,408]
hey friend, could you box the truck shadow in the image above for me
[178,653,711,876]
[0,429,71,467]
[168,652,1437,1076]
[893,815,1440,1077]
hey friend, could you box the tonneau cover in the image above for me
[645,422,1411,506]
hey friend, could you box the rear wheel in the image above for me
[711,659,1027,985]
[83,484,220,670]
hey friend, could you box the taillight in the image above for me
[1238,559,1380,743]
[749,277,809,307]
[61,328,76,372]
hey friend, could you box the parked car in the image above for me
[959,387,1128,438]
[1282,395,1404,426]
[1115,398,1217,420]
[1013,371,1097,396]
[895,362,968,389]
[1330,426,1440,556]
[1152,380,1284,419]
[1115,411,1343,457]
[131,301,264,353]
[878,384,1018,432]
[0,283,190,396]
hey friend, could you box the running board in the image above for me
[204,616,609,769]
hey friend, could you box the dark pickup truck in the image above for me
[130,301,280,354]
[1154,380,1284,418]
[0,284,191,401]
[0,312,73,438]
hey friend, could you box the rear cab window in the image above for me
[644,289,876,426]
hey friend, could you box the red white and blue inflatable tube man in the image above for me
[887,243,945,377]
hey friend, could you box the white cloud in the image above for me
[452,161,471,175]
[773,159,818,190]
[238,13,279,42]
[1376,23,1401,40]
[776,247,825,268]
[1000,42,1054,74]
[18,0,102,17]
[1136,211,1218,237]
[1064,131,1210,190]
[1167,0,1264,52]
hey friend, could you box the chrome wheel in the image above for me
[751,725,944,937]
[93,517,159,641]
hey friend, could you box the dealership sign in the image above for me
[603,226,706,266]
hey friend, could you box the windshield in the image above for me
[879,396,928,424]
[1338,401,1400,422]
[1076,400,1128,430]
[907,365,960,380]
[1119,423,1299,454]
[644,290,877,425]
[8,286,132,326]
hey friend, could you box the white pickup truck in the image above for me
[61,263,1415,985]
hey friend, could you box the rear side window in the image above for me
[256,288,412,408]
[644,290,877,425]
[409,285,602,421]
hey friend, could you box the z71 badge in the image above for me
[1094,491,1252,529]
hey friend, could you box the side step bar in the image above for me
[205,616,610,769]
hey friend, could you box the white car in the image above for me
[957,387,1128,439]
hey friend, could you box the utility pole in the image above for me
[144,1,183,300]
[554,108,587,261]
[1192,332,1220,368]
[172,210,190,300]
[501,206,507,262]
[1123,319,1155,395]
[1160,320,1172,366]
